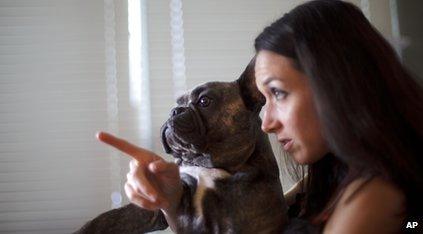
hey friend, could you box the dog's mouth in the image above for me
[160,105,207,163]
[161,124,191,155]
[161,125,173,154]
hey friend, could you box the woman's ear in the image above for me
[236,56,265,113]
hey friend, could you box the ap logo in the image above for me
[406,221,418,229]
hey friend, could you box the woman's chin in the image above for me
[292,151,327,165]
[292,152,315,165]
[294,157,310,165]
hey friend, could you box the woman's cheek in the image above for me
[277,103,295,126]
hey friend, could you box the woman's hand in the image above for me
[96,132,183,214]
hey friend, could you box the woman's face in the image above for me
[255,50,328,164]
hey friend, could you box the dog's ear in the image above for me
[236,56,265,113]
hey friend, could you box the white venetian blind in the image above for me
[0,0,137,233]
[181,0,305,86]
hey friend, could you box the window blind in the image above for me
[0,0,134,233]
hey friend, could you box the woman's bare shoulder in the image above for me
[323,177,406,234]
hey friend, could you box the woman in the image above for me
[98,0,423,232]
[253,0,423,232]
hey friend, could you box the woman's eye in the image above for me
[198,96,211,107]
[270,87,287,100]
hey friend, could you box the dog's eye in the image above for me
[198,96,211,107]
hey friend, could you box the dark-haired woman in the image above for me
[97,0,422,233]
[254,0,422,232]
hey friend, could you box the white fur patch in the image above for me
[179,166,230,217]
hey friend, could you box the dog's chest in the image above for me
[179,166,230,217]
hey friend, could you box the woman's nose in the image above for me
[261,105,281,133]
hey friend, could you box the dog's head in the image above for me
[160,58,265,171]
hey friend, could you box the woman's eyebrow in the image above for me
[263,76,284,85]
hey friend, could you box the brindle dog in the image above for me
[75,58,299,234]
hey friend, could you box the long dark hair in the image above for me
[255,0,423,223]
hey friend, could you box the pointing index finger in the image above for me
[96,131,159,163]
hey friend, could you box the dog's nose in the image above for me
[171,107,185,116]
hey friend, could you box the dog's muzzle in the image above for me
[160,104,206,158]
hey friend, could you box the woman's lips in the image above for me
[279,139,293,151]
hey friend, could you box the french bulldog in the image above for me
[75,58,288,234]
[160,58,287,233]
